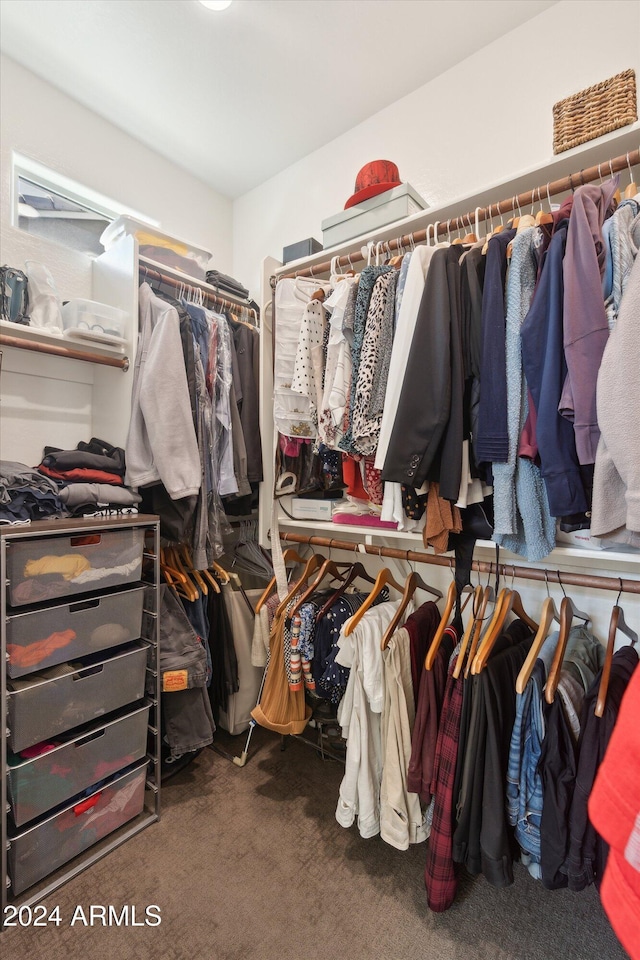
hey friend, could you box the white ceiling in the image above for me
[0,0,558,199]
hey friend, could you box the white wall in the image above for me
[233,0,640,298]
[0,53,233,303]
[0,54,233,465]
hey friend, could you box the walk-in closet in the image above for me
[1,2,639,959]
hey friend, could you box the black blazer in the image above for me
[381,246,464,501]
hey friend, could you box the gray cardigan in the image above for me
[125,282,201,499]
[591,255,640,543]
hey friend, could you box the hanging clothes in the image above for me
[381,626,427,850]
[335,598,412,839]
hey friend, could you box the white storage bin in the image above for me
[7,703,150,827]
[8,762,148,895]
[6,585,145,678]
[7,642,148,753]
[100,216,211,274]
[61,299,126,348]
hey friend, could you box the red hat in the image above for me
[344,160,402,210]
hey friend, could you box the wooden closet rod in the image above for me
[139,262,257,320]
[279,531,640,596]
[278,147,640,281]
[0,334,129,370]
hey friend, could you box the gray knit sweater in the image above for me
[492,228,555,561]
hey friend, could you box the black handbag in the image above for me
[0,265,30,325]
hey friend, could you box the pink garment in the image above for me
[363,457,383,506]
[20,742,58,759]
[332,513,398,529]
[279,435,309,457]
[518,389,539,461]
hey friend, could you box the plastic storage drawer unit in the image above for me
[6,585,145,679]
[7,703,151,827]
[7,643,148,753]
[5,528,145,607]
[8,762,148,895]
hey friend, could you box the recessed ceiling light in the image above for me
[199,0,233,10]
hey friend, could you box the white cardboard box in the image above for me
[322,183,428,248]
[289,498,334,521]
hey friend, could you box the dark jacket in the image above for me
[520,222,588,517]
[381,248,460,493]
[230,319,263,483]
[475,229,516,464]
[565,645,639,891]
[452,619,532,879]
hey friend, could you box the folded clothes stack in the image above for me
[0,461,69,524]
[205,269,250,300]
[36,437,140,518]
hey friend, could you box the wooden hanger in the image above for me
[381,570,443,650]
[274,552,326,618]
[452,584,483,678]
[287,559,350,620]
[471,580,537,674]
[461,585,496,679]
[595,584,638,718]
[168,546,199,601]
[623,152,638,199]
[316,561,376,622]
[515,595,560,694]
[424,581,473,670]
[160,547,191,598]
[342,567,404,637]
[545,588,591,704]
[470,586,512,674]
[210,560,231,585]
[162,547,198,602]
[255,548,307,613]
[534,184,554,226]
[179,544,209,596]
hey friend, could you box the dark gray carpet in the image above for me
[3,726,628,960]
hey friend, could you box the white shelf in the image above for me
[139,254,252,308]
[0,318,127,358]
[277,517,640,573]
[278,516,424,542]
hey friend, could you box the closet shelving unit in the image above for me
[259,124,640,622]
[1,514,161,926]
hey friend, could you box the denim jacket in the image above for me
[506,632,557,878]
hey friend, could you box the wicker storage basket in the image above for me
[553,69,637,154]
